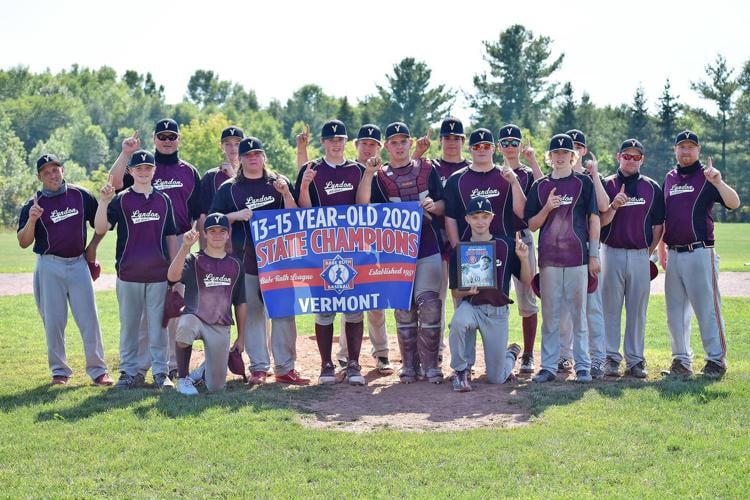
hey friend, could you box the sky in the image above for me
[1,0,748,123]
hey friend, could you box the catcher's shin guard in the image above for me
[417,291,443,381]
[395,308,418,382]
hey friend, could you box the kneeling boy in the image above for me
[168,213,247,395]
[448,197,531,392]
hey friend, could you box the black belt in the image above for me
[669,241,714,253]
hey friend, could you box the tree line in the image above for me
[1,24,747,226]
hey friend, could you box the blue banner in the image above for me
[250,203,423,318]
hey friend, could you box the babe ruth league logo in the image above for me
[320,254,358,294]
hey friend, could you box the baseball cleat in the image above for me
[247,371,268,385]
[558,357,574,373]
[275,369,311,386]
[575,370,592,383]
[188,364,206,387]
[519,353,535,374]
[376,356,395,375]
[176,377,198,396]
[590,362,605,380]
[51,375,69,385]
[154,373,174,389]
[604,357,621,377]
[532,369,556,383]
[93,373,114,386]
[345,361,366,386]
[451,370,471,392]
[699,360,726,378]
[625,361,648,379]
[115,372,136,389]
[318,363,337,385]
[661,359,693,378]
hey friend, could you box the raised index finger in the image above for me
[33,193,38,205]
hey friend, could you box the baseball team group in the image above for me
[17,114,740,395]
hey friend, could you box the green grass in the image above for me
[2,223,748,273]
[1,292,749,496]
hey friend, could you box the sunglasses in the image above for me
[471,143,493,151]
[620,153,643,161]
[156,134,179,141]
[500,139,521,148]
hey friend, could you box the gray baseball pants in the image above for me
[665,247,727,368]
[33,254,108,380]
[601,245,650,368]
[176,313,230,392]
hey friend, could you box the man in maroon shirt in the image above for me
[17,154,112,386]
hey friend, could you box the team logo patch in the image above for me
[130,209,160,224]
[153,179,184,191]
[559,194,574,206]
[669,185,695,196]
[470,188,500,199]
[49,207,79,224]
[622,197,647,207]
[245,195,276,210]
[324,180,354,195]
[203,273,232,288]
[320,254,357,294]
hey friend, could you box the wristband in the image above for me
[589,240,600,258]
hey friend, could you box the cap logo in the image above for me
[249,140,255,148]
[394,125,401,132]
[558,138,565,146]
[331,125,338,132]
[478,201,484,209]
[630,140,637,147]
[229,128,236,136]
[571,133,578,140]
[367,128,373,136]
[163,122,169,130]
[449,122,456,131]
[478,131,485,139]
[43,155,50,163]
[140,153,147,161]
[506,128,512,135]
[213,215,221,224]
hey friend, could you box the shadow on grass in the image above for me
[28,379,329,423]
[521,374,728,417]
[0,384,85,412]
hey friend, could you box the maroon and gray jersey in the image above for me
[602,172,665,249]
[124,159,201,235]
[512,164,535,231]
[199,165,232,216]
[448,236,521,307]
[18,183,97,258]
[211,172,294,275]
[431,158,471,241]
[294,158,364,207]
[370,159,443,259]
[662,162,730,246]
[524,173,598,268]
[444,166,516,240]
[181,251,246,326]
[106,189,177,283]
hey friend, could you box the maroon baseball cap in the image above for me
[228,348,247,382]
[162,287,184,327]
[87,261,101,281]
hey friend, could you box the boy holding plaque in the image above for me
[447,196,531,392]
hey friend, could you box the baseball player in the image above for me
[212,136,309,386]
[554,129,609,378]
[600,139,665,378]
[657,130,740,378]
[356,121,446,384]
[412,117,471,368]
[17,154,112,386]
[496,124,544,374]
[443,128,527,374]
[448,196,529,391]
[108,119,201,381]
[198,126,244,248]
[524,133,600,383]
[95,150,178,389]
[295,120,368,385]
[169,213,247,395]
[297,124,394,375]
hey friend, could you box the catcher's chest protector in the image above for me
[380,159,432,202]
